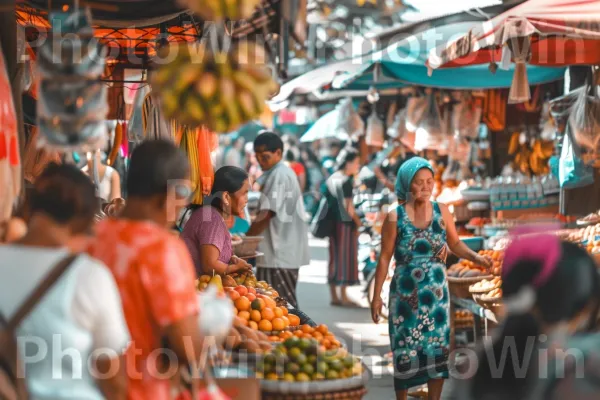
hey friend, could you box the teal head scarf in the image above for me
[395,157,434,201]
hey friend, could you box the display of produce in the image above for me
[577,211,600,226]
[225,318,274,354]
[454,310,474,329]
[178,0,261,20]
[257,338,362,382]
[267,325,342,351]
[467,217,491,227]
[448,250,502,277]
[152,42,278,132]
[470,276,502,293]
[480,288,502,300]
[508,132,553,175]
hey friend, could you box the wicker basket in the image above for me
[260,371,369,400]
[261,386,367,400]
[474,294,504,317]
[234,236,264,257]
[447,275,493,298]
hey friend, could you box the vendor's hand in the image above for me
[371,296,383,324]
[229,256,251,273]
[475,254,493,269]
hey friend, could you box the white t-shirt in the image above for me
[0,246,130,400]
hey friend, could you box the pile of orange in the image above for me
[227,285,300,332]
[268,324,341,350]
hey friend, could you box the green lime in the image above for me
[263,354,276,366]
[325,370,339,380]
[328,359,343,372]
[283,373,295,382]
[312,372,325,381]
[294,353,307,365]
[307,355,317,364]
[301,363,315,375]
[343,356,355,369]
[288,347,302,361]
[251,299,263,311]
[296,372,310,382]
[284,337,300,349]
[298,338,311,351]
[316,361,328,374]
[286,362,300,375]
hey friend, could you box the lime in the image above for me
[263,354,277,366]
[288,347,302,361]
[343,356,355,369]
[328,359,343,372]
[312,372,325,381]
[316,361,328,374]
[286,362,300,375]
[285,337,300,349]
[325,370,339,380]
[295,353,307,365]
[301,363,315,375]
[307,355,317,364]
[296,372,310,382]
[283,373,295,382]
[298,338,311,351]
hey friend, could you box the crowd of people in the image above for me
[2,129,600,400]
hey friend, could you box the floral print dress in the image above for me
[389,201,450,390]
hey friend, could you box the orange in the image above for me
[302,333,313,340]
[293,330,304,338]
[281,307,289,316]
[251,299,265,311]
[235,286,248,296]
[321,339,331,349]
[268,336,280,342]
[316,324,329,335]
[281,316,290,328]
[288,315,300,326]
[274,307,284,318]
[234,297,251,311]
[301,325,314,334]
[258,320,273,332]
[250,310,262,322]
[249,321,259,330]
[272,318,285,331]
[271,290,279,297]
[238,311,250,321]
[260,295,277,309]
[246,293,256,302]
[280,331,293,340]
[261,308,275,321]
[247,287,257,295]
[236,317,248,327]
[312,332,323,340]
[228,290,241,301]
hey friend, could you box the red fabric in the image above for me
[197,127,215,195]
[88,219,200,400]
[290,161,305,176]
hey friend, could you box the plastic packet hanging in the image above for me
[387,108,407,139]
[539,101,555,141]
[568,82,600,165]
[415,93,446,151]
[559,125,594,188]
[366,111,384,147]
[336,97,364,137]
[405,96,427,132]
[452,94,482,139]
[128,85,151,143]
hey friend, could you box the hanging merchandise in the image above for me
[142,92,172,140]
[336,97,364,138]
[482,90,506,131]
[415,92,446,152]
[559,125,594,189]
[385,101,398,128]
[539,100,555,141]
[405,96,427,132]
[107,122,123,166]
[0,43,22,221]
[365,110,384,147]
[197,126,216,197]
[452,93,482,139]
[387,108,407,139]
[23,126,61,184]
[152,41,278,133]
[181,128,201,204]
[443,136,472,182]
[128,84,151,143]
[518,86,541,113]
[36,8,108,150]
[568,80,600,167]
[178,0,261,21]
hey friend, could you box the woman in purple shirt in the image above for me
[181,166,251,276]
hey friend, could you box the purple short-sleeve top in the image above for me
[181,206,232,276]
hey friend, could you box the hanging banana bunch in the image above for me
[509,131,554,175]
[152,41,279,133]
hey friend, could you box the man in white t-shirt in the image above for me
[0,164,129,400]
[247,131,310,308]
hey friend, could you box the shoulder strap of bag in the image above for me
[6,254,78,332]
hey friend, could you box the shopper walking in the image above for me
[325,148,362,306]
[371,157,492,400]
[181,166,252,276]
[456,235,600,400]
[88,140,204,400]
[248,131,310,308]
[0,164,129,400]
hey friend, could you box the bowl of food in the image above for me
[233,236,263,257]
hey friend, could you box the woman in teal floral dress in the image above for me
[371,157,492,400]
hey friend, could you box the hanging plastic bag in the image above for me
[415,93,445,151]
[559,126,594,189]
[569,81,600,166]
[366,111,384,147]
[539,101,555,141]
[336,97,364,138]
[452,94,482,139]
[387,108,407,139]
[128,85,151,143]
[405,96,427,132]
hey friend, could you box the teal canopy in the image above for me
[333,22,566,90]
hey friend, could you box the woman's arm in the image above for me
[371,210,397,323]
[198,244,249,275]
[110,170,122,201]
[95,355,127,400]
[374,166,395,191]
[439,203,492,268]
[344,198,363,228]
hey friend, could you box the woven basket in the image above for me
[468,280,501,296]
[474,294,504,317]
[261,386,367,400]
[234,236,263,257]
[447,275,493,298]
